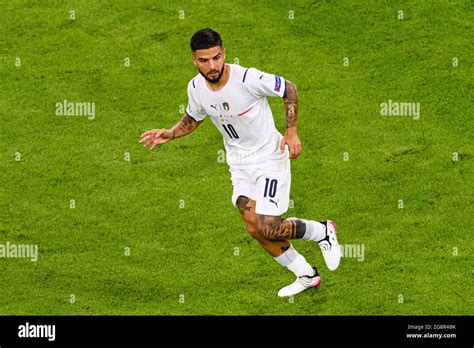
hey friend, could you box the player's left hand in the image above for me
[280,129,302,160]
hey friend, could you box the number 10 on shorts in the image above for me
[263,178,278,198]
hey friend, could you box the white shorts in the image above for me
[230,159,291,216]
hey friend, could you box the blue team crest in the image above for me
[223,102,230,111]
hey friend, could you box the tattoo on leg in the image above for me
[258,215,289,241]
[258,215,307,241]
[236,196,252,213]
[292,219,307,239]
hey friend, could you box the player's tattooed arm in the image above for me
[280,80,302,159]
[139,113,202,151]
[283,80,298,130]
[169,113,202,139]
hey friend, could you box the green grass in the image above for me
[1,0,473,315]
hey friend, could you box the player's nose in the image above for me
[208,60,217,70]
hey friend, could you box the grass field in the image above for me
[1,0,473,315]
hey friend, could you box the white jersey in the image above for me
[186,64,289,168]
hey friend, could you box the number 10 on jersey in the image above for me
[222,124,239,139]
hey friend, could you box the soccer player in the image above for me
[139,29,341,297]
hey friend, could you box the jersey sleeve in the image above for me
[186,79,207,122]
[243,67,286,98]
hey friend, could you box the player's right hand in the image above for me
[139,129,174,151]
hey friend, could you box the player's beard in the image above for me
[200,64,226,83]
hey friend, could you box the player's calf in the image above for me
[257,214,342,271]
[257,215,307,241]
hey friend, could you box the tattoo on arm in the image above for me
[283,80,298,129]
[171,113,201,139]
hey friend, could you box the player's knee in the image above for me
[259,229,282,241]
[246,224,260,239]
[257,215,284,241]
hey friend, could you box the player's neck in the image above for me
[205,64,230,91]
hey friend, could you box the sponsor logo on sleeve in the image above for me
[274,75,281,92]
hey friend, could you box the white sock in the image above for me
[300,219,326,241]
[273,245,314,277]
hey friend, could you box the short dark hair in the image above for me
[190,29,223,53]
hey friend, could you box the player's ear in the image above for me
[191,54,198,67]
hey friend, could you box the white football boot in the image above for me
[277,267,321,297]
[317,220,342,271]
